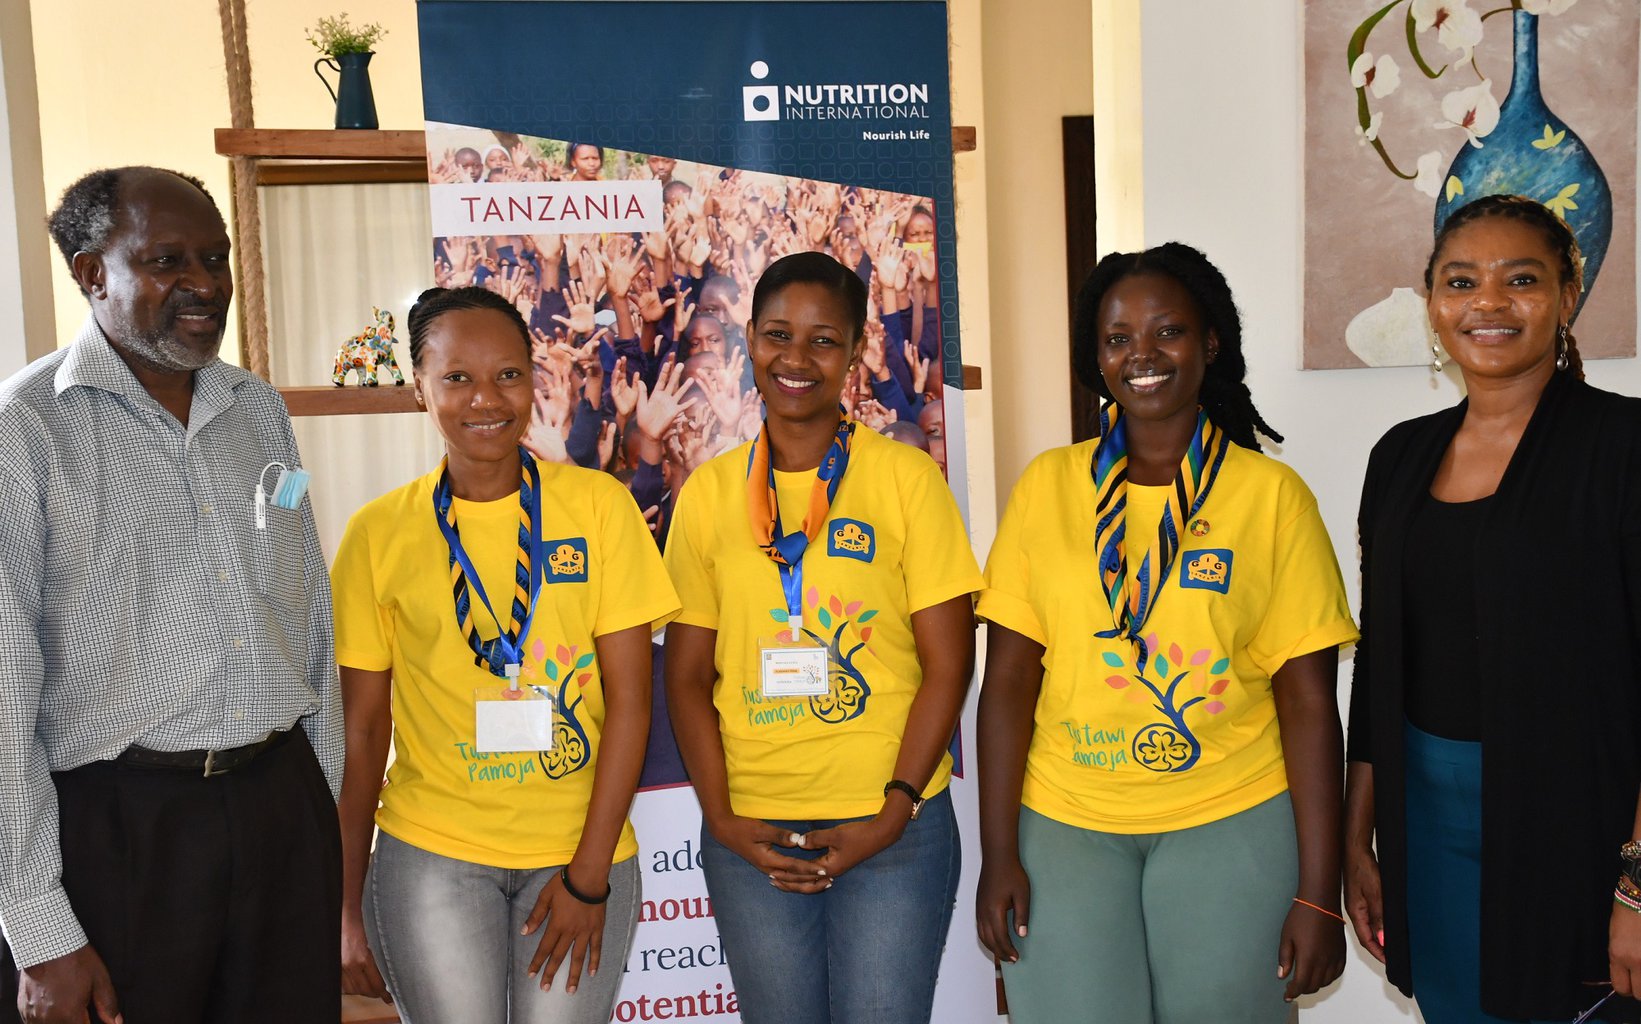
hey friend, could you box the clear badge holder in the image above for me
[759,612,830,699]
[474,665,554,752]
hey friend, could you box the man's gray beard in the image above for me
[113,321,222,373]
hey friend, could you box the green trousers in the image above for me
[1000,792,1297,1024]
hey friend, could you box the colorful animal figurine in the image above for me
[331,307,405,387]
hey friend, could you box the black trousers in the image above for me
[2,727,341,1023]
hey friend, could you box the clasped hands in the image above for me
[710,813,907,894]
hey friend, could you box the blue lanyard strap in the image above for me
[432,448,543,678]
[746,415,854,627]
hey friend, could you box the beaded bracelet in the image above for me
[1619,873,1641,901]
[1623,840,1641,892]
[560,867,612,906]
[1613,885,1641,915]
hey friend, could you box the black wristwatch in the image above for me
[884,779,925,820]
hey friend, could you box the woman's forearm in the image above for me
[977,625,1046,862]
[567,624,653,890]
[1273,648,1345,907]
[885,596,977,808]
[338,667,394,915]
[662,623,737,828]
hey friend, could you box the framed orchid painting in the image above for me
[1302,0,1637,368]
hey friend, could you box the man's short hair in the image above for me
[47,167,217,292]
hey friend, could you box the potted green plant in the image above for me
[308,14,387,129]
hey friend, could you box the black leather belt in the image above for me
[114,727,295,778]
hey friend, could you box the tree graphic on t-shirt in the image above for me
[526,639,593,779]
[1102,635,1230,773]
[770,588,875,724]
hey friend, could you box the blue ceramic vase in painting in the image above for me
[1433,10,1610,316]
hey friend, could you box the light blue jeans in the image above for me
[364,831,640,1024]
[699,788,960,1024]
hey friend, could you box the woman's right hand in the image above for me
[1343,844,1386,964]
[341,909,391,1002]
[708,814,829,893]
[976,854,1032,964]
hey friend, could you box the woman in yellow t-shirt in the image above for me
[975,243,1359,1023]
[331,287,679,1024]
[663,252,983,1024]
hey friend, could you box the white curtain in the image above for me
[260,181,445,559]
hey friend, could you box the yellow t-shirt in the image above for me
[664,426,984,819]
[331,459,680,867]
[978,440,1358,834]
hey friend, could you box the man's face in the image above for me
[79,172,233,373]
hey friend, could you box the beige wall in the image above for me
[980,0,1092,512]
[29,0,425,359]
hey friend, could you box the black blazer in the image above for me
[1349,372,1641,1020]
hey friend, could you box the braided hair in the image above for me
[1424,193,1586,380]
[1072,242,1282,450]
[406,286,530,367]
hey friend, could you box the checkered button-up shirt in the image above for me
[0,318,341,968]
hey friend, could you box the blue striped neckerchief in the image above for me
[1091,404,1230,673]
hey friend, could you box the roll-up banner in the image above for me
[417,4,987,1019]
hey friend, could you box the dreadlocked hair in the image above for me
[1072,242,1283,450]
[1425,193,1586,380]
[407,286,530,367]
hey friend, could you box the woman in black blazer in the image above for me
[1345,194,1641,1022]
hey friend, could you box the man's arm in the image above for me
[0,464,89,966]
[285,417,342,799]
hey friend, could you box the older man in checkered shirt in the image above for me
[0,167,343,1023]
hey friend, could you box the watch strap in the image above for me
[884,779,925,819]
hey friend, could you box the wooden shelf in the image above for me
[218,126,976,162]
[215,128,426,161]
[280,385,420,417]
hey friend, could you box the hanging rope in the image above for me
[217,0,271,380]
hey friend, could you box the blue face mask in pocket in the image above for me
[256,462,311,528]
[272,467,310,509]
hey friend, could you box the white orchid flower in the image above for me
[1351,51,1403,98]
[1433,80,1499,147]
[1356,110,1384,146]
[1411,0,1485,63]
[1413,151,1446,198]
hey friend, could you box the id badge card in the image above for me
[759,635,831,699]
[473,685,554,752]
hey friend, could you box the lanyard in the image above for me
[746,415,855,633]
[432,448,543,682]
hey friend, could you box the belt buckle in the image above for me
[202,748,228,778]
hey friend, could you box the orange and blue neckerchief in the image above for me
[746,413,855,629]
[432,446,543,680]
[1091,403,1229,672]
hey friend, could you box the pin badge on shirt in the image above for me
[256,461,311,529]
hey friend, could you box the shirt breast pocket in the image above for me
[250,506,310,616]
